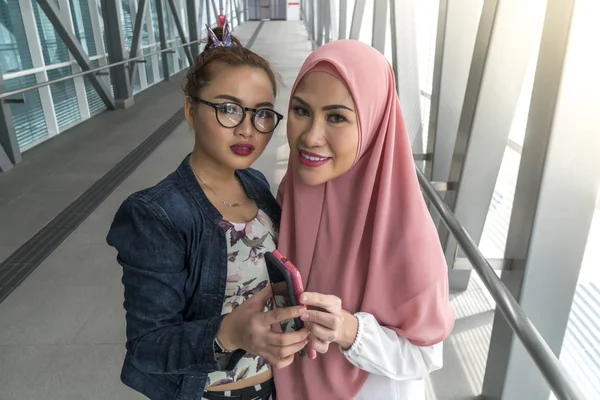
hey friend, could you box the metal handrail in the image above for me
[415,167,586,400]
[0,39,202,101]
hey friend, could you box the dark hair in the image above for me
[182,26,278,98]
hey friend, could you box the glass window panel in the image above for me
[47,66,82,130]
[33,0,71,65]
[120,0,134,52]
[5,75,48,150]
[70,0,98,56]
[86,58,107,116]
[0,0,34,72]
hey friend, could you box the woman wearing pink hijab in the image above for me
[274,39,455,399]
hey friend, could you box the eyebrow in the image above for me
[292,96,354,112]
[214,94,274,108]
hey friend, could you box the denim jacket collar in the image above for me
[177,154,263,226]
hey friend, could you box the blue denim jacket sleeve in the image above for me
[107,195,222,375]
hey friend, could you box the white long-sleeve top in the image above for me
[341,312,444,400]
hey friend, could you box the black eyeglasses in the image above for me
[191,96,284,134]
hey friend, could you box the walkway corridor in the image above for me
[0,20,313,400]
[0,18,510,400]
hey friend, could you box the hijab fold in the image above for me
[274,40,454,400]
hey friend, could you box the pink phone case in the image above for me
[272,250,305,303]
[271,250,317,360]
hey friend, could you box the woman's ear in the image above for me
[184,96,196,127]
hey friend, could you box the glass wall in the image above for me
[0,0,47,149]
[1,0,226,153]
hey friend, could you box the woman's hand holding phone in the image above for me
[217,285,310,369]
[299,292,359,354]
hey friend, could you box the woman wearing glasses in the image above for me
[106,24,304,400]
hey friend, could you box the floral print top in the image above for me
[206,209,278,387]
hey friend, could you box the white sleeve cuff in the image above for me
[340,311,366,357]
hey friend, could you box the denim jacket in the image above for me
[106,155,281,400]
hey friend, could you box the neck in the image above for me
[189,148,236,185]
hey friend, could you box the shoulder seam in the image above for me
[127,192,186,250]
[131,180,180,204]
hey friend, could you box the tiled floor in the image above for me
[0,126,194,400]
[0,20,492,400]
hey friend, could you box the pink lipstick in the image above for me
[298,149,331,167]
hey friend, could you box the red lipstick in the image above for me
[230,143,254,157]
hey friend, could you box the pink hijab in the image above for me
[274,40,454,399]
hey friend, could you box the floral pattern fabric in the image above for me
[206,210,278,387]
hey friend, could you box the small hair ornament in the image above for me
[205,20,232,48]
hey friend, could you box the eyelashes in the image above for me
[292,106,348,124]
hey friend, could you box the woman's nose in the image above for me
[234,111,255,138]
[300,121,326,148]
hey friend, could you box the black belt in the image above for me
[203,378,276,400]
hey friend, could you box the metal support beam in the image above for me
[483,0,598,398]
[349,0,365,40]
[187,0,199,58]
[454,257,511,271]
[57,0,90,120]
[316,0,323,45]
[371,0,386,52]
[329,0,338,42]
[0,68,20,172]
[434,0,498,290]
[167,0,194,65]
[0,145,13,172]
[206,0,212,26]
[128,0,149,85]
[197,0,205,30]
[233,0,241,25]
[424,0,448,182]
[323,0,330,44]
[389,0,422,151]
[154,0,171,81]
[445,0,548,291]
[307,0,315,43]
[36,0,115,110]
[338,0,347,40]
[211,0,220,23]
[430,181,457,192]
[428,0,482,247]
[98,0,133,108]
[413,153,432,161]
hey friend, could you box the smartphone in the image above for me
[265,250,307,357]
[272,250,305,303]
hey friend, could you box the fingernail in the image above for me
[298,306,306,313]
[301,313,309,321]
